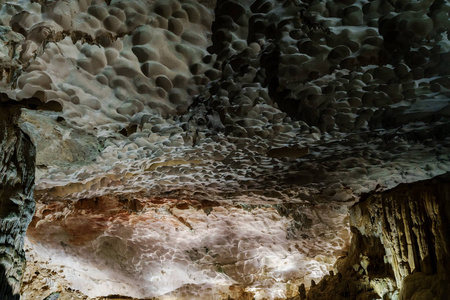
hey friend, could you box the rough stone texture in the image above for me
[0,107,35,300]
[0,0,446,205]
[302,173,450,300]
[0,0,448,298]
[21,196,349,299]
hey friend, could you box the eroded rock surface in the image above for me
[22,196,350,299]
[303,173,450,300]
[0,0,448,298]
[0,0,446,205]
[0,107,35,299]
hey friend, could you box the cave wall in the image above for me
[304,173,450,300]
[0,0,449,298]
[0,107,36,300]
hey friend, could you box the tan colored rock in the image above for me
[305,173,450,300]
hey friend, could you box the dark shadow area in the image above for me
[0,264,19,300]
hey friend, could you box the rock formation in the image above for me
[302,173,450,300]
[0,106,35,300]
[0,0,448,299]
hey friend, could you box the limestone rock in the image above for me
[305,173,450,300]
[0,107,35,300]
[0,0,448,298]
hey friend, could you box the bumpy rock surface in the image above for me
[22,197,349,299]
[0,0,446,206]
[302,173,450,300]
[0,0,448,298]
[0,107,35,300]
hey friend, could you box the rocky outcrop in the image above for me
[0,107,36,299]
[304,173,450,300]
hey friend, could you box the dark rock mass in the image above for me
[0,107,35,300]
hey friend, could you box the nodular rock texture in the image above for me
[0,107,35,300]
[0,0,449,298]
[300,173,450,300]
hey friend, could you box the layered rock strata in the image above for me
[0,107,35,300]
[303,173,450,300]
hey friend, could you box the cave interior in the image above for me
[0,0,450,299]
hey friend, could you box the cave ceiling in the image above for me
[0,0,449,298]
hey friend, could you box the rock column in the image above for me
[0,107,36,300]
[304,173,450,299]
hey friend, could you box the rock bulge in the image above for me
[2,0,214,129]
[195,0,450,135]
